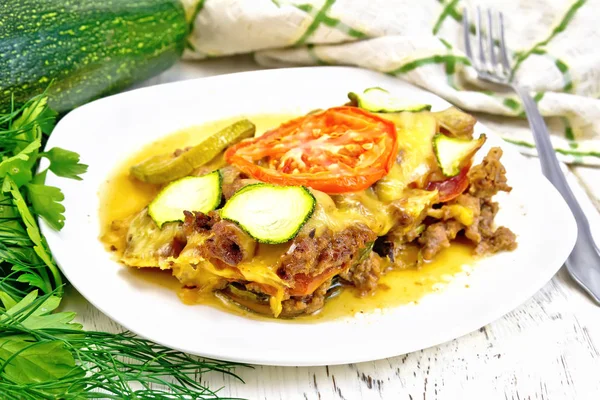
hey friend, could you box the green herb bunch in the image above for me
[0,95,247,399]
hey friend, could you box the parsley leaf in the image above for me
[0,340,84,385]
[40,147,87,181]
[16,273,52,294]
[0,291,80,331]
[1,93,246,399]
[21,311,80,330]
[2,177,60,293]
[0,191,19,219]
[36,107,57,135]
[0,291,84,385]
[25,184,65,231]
[0,291,17,309]
[0,139,41,187]
[0,290,38,321]
[0,291,79,329]
[10,96,46,152]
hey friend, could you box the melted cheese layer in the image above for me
[104,111,446,318]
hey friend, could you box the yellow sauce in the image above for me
[99,114,297,237]
[99,114,475,323]
[310,242,473,321]
[119,243,473,323]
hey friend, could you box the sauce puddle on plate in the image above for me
[121,243,473,323]
[100,114,475,323]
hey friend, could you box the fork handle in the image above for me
[513,86,600,290]
[512,87,588,222]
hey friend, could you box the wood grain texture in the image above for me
[62,57,600,399]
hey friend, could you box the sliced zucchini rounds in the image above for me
[148,171,222,227]
[348,87,432,113]
[433,133,486,177]
[221,184,316,244]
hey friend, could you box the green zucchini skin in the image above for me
[0,0,188,113]
[221,183,317,244]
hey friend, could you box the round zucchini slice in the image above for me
[348,87,432,113]
[148,171,222,228]
[221,184,316,244]
[433,133,486,177]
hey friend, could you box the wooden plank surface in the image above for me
[64,56,600,399]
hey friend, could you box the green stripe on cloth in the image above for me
[445,56,459,89]
[562,116,579,149]
[514,47,574,92]
[555,148,600,158]
[295,0,337,45]
[503,98,521,111]
[555,59,574,92]
[434,0,510,52]
[534,92,545,103]
[322,16,369,39]
[435,0,483,38]
[437,38,460,89]
[185,0,207,51]
[387,55,470,75]
[433,0,460,34]
[296,4,312,12]
[439,38,452,49]
[510,0,586,79]
[536,50,574,92]
[503,138,536,148]
[555,59,568,73]
[295,3,368,40]
[478,90,545,118]
[188,0,207,30]
[436,0,462,23]
[517,92,544,117]
[564,118,575,141]
[503,138,600,158]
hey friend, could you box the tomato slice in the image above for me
[224,107,398,194]
[426,164,470,202]
[289,266,342,296]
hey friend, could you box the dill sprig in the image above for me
[0,92,249,398]
[0,290,248,399]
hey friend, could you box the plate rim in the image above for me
[40,66,577,366]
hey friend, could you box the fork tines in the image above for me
[463,7,511,80]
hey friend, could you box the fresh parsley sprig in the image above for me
[0,290,246,399]
[0,94,248,398]
[1,94,67,297]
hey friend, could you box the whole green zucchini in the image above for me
[0,0,188,113]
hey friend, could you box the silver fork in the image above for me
[463,7,600,304]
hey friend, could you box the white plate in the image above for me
[42,67,577,367]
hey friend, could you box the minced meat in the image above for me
[474,227,517,255]
[281,279,331,316]
[339,252,383,295]
[468,147,512,199]
[404,147,517,261]
[277,224,377,284]
[182,210,220,235]
[418,220,464,260]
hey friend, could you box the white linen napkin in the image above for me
[181,0,600,165]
